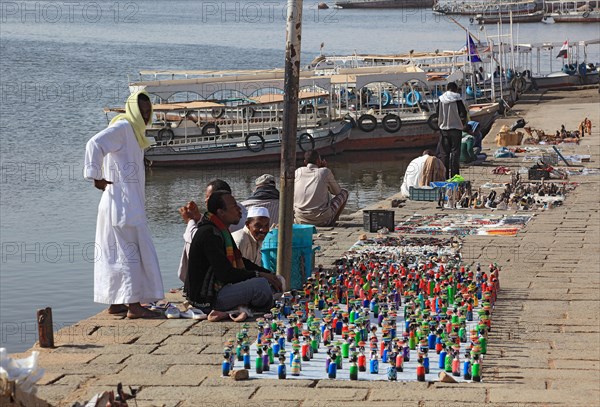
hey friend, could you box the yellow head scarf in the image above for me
[110,90,153,150]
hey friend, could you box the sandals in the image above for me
[492,166,511,175]
[180,308,208,320]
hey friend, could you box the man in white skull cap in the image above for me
[232,206,271,266]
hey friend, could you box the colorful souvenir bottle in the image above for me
[416,356,426,382]
[328,350,338,379]
[370,351,379,374]
[452,351,461,376]
[358,344,367,372]
[395,351,404,372]
[463,357,472,380]
[428,332,436,350]
[222,348,231,377]
[349,353,359,381]
[255,348,263,374]
[242,343,251,370]
[471,355,481,382]
[262,345,270,372]
[478,334,487,355]
[439,347,447,370]
[387,358,397,381]
[278,351,287,379]
[291,352,301,377]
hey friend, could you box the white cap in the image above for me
[247,206,270,219]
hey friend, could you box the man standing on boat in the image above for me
[437,82,469,179]
[294,150,348,227]
[84,90,165,319]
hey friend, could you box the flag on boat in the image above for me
[466,33,481,63]
[556,41,568,58]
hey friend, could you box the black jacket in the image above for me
[184,217,269,309]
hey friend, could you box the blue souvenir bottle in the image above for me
[278,358,287,379]
[428,332,436,350]
[222,348,231,377]
[242,344,251,370]
[439,348,447,369]
[463,359,472,380]
[370,352,379,374]
[328,360,337,378]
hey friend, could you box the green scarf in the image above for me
[110,90,153,150]
[206,212,244,269]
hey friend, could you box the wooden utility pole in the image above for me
[277,0,303,288]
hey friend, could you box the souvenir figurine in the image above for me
[328,348,338,379]
[255,347,263,374]
[463,350,472,380]
[370,350,379,374]
[291,350,301,377]
[278,351,287,380]
[358,342,367,372]
[387,355,397,381]
[416,355,426,382]
[242,342,251,370]
[222,347,231,377]
[452,346,461,376]
[262,344,270,372]
[349,353,359,381]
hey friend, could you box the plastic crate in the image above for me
[261,246,318,291]
[363,210,395,232]
[409,186,445,202]
[430,181,472,191]
[528,168,551,180]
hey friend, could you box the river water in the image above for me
[1,0,598,352]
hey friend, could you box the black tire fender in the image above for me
[297,133,315,152]
[382,113,402,133]
[245,133,265,152]
[357,114,377,132]
[427,113,440,131]
[201,123,221,136]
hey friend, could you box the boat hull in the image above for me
[552,11,600,22]
[340,103,498,151]
[336,0,434,8]
[531,72,599,89]
[144,123,351,166]
[475,11,545,24]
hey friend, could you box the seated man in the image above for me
[294,150,349,227]
[241,174,280,227]
[185,191,282,321]
[232,206,270,266]
[400,150,446,198]
[178,179,247,284]
[461,124,487,164]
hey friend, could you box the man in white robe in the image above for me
[84,90,164,319]
[232,206,270,266]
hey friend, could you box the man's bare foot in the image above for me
[107,304,128,314]
[229,311,248,322]
[126,302,164,319]
[207,310,230,322]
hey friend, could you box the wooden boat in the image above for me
[473,10,545,24]
[433,0,537,15]
[552,10,600,22]
[335,0,434,9]
[143,121,352,166]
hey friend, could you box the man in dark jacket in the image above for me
[185,190,282,318]
[437,82,468,179]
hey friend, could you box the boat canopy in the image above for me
[249,91,329,105]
